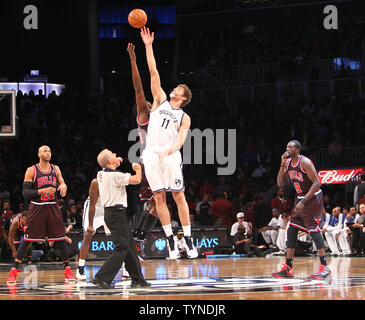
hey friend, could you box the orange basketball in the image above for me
[128,9,147,28]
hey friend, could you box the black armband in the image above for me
[22,182,38,200]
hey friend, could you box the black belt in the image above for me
[105,204,125,211]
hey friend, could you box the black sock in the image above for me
[134,209,150,237]
[78,266,84,274]
[286,258,293,268]
[319,255,327,266]
[13,261,21,269]
[63,261,70,269]
[141,214,158,236]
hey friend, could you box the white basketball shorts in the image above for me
[142,149,184,193]
[82,200,111,235]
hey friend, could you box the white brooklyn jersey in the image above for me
[83,195,104,220]
[146,100,185,152]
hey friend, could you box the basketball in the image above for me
[128,9,147,29]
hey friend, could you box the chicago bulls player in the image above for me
[272,140,330,280]
[127,42,159,258]
[7,145,75,283]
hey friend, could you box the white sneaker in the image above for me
[76,269,87,281]
[166,235,179,260]
[184,236,198,259]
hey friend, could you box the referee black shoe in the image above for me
[92,277,114,289]
[130,280,151,288]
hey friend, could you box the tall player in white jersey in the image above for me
[140,26,198,259]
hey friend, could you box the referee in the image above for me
[92,149,150,289]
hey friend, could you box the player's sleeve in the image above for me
[115,172,131,186]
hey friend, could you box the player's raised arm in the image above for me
[127,42,149,123]
[140,26,167,109]
[277,151,289,187]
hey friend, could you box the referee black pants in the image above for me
[95,206,145,285]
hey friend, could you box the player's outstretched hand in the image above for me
[127,43,136,61]
[140,26,154,46]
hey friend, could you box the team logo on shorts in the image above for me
[175,179,182,187]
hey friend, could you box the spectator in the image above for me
[0,182,10,200]
[322,207,350,256]
[65,204,82,229]
[174,229,189,259]
[214,177,232,198]
[198,179,214,198]
[354,175,365,211]
[251,162,266,178]
[2,200,14,234]
[230,212,252,238]
[195,193,213,226]
[274,212,291,255]
[210,192,235,227]
[271,187,293,216]
[349,203,365,256]
[257,209,281,250]
[232,225,269,257]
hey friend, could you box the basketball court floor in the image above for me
[0,255,364,300]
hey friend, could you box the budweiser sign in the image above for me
[317,168,363,185]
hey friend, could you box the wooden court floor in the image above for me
[0,256,365,301]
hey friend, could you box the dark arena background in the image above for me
[0,0,365,312]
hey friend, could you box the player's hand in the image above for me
[158,150,168,164]
[293,201,304,214]
[65,225,72,234]
[127,43,136,61]
[87,225,95,236]
[58,183,67,197]
[281,151,290,165]
[132,162,141,172]
[140,26,154,46]
[39,186,56,195]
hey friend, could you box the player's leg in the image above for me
[7,240,32,283]
[26,242,33,264]
[154,190,179,259]
[77,232,93,280]
[172,190,198,258]
[134,163,158,241]
[8,204,45,283]
[272,224,298,278]
[134,201,159,259]
[48,205,76,282]
[134,201,158,240]
[304,192,330,280]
